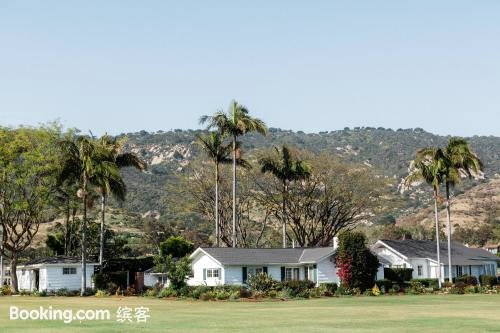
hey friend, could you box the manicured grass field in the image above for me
[0,294,499,332]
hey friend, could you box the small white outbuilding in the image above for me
[16,257,97,292]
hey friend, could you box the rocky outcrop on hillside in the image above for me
[397,177,500,231]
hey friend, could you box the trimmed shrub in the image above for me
[479,275,498,287]
[455,275,478,286]
[384,268,413,283]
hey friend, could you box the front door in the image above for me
[33,269,39,290]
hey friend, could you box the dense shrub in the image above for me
[1,285,12,296]
[389,284,402,294]
[319,283,338,296]
[56,288,70,296]
[95,289,110,297]
[410,278,439,289]
[32,289,47,297]
[93,273,109,290]
[247,273,277,293]
[479,275,498,287]
[335,285,356,296]
[158,287,177,298]
[464,285,479,294]
[143,288,159,297]
[375,279,392,292]
[190,285,212,299]
[384,268,413,283]
[450,282,466,294]
[336,231,380,291]
[408,281,425,295]
[214,288,231,300]
[278,280,315,297]
[455,275,478,286]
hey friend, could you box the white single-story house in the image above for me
[16,257,97,292]
[188,247,338,286]
[372,239,500,281]
[143,268,168,288]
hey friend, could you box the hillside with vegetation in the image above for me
[117,127,500,221]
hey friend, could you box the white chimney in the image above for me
[333,237,338,250]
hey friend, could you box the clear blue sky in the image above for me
[1,1,499,136]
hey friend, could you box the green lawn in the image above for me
[0,294,499,333]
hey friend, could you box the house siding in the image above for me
[316,258,338,285]
[189,252,223,286]
[17,265,95,292]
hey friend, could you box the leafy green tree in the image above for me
[165,255,192,292]
[259,145,311,248]
[335,231,379,291]
[200,100,267,247]
[159,236,194,258]
[0,126,60,292]
[46,233,65,255]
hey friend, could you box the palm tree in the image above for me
[60,136,105,296]
[405,147,446,287]
[259,146,311,248]
[196,132,232,247]
[200,100,267,247]
[96,135,145,271]
[441,138,483,282]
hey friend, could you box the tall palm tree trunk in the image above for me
[215,163,220,247]
[445,182,452,283]
[99,195,106,272]
[64,199,70,256]
[81,174,87,296]
[282,181,287,248]
[232,136,237,247]
[433,192,442,288]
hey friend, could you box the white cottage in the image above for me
[16,257,97,292]
[188,247,338,286]
[372,239,499,281]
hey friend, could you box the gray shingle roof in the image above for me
[199,247,335,265]
[379,239,500,265]
[22,257,97,266]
